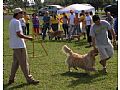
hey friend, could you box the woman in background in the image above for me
[61,12,69,39]
[32,13,40,37]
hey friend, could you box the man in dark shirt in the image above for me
[42,11,51,40]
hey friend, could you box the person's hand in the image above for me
[93,46,97,51]
[28,36,33,41]
[113,39,117,47]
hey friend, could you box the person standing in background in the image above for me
[32,13,40,37]
[105,12,114,40]
[68,10,75,40]
[85,12,92,47]
[90,11,93,17]
[50,13,59,40]
[72,12,81,35]
[42,11,51,40]
[114,17,118,41]
[19,16,26,35]
[80,10,86,39]
[24,12,30,35]
[61,12,69,39]
[50,13,59,32]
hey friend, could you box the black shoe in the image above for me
[28,79,39,84]
[8,80,14,85]
[102,68,107,73]
[83,37,86,39]
[98,68,107,74]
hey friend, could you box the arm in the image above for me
[90,16,93,25]
[108,28,116,43]
[16,31,33,41]
[68,17,70,24]
[90,25,97,50]
[74,18,75,24]
[91,36,97,50]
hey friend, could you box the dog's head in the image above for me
[89,49,98,58]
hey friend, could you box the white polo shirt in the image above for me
[19,18,26,27]
[86,15,92,26]
[69,14,75,25]
[9,18,26,48]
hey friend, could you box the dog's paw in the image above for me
[74,67,78,70]
[69,69,72,72]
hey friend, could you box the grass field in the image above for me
[3,17,118,90]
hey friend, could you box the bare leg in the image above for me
[99,57,111,73]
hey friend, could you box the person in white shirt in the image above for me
[106,12,114,40]
[8,8,39,85]
[19,17,26,35]
[68,10,75,40]
[90,15,116,73]
[85,12,92,47]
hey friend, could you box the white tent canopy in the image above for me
[57,4,95,15]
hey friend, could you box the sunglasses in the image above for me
[94,20,100,24]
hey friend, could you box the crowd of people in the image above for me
[7,7,117,85]
[18,9,118,45]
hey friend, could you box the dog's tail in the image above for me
[62,45,73,55]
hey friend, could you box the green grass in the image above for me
[3,17,118,90]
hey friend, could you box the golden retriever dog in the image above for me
[47,30,64,40]
[62,45,98,73]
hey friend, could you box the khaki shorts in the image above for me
[80,23,86,33]
[97,45,114,60]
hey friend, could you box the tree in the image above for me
[34,0,43,11]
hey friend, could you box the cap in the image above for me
[14,8,23,14]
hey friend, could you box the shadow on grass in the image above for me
[34,39,67,43]
[3,83,30,90]
[34,39,85,44]
[73,39,88,47]
[61,71,107,87]
[114,46,118,50]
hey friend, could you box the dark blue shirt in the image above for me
[114,17,118,34]
[43,16,50,24]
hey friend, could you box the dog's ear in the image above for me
[93,49,98,56]
[89,50,96,61]
[90,50,94,56]
[94,48,98,53]
[90,50,98,57]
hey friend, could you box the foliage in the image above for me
[4,0,117,14]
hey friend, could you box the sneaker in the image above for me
[83,37,86,39]
[102,68,107,73]
[8,80,14,85]
[28,79,39,84]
